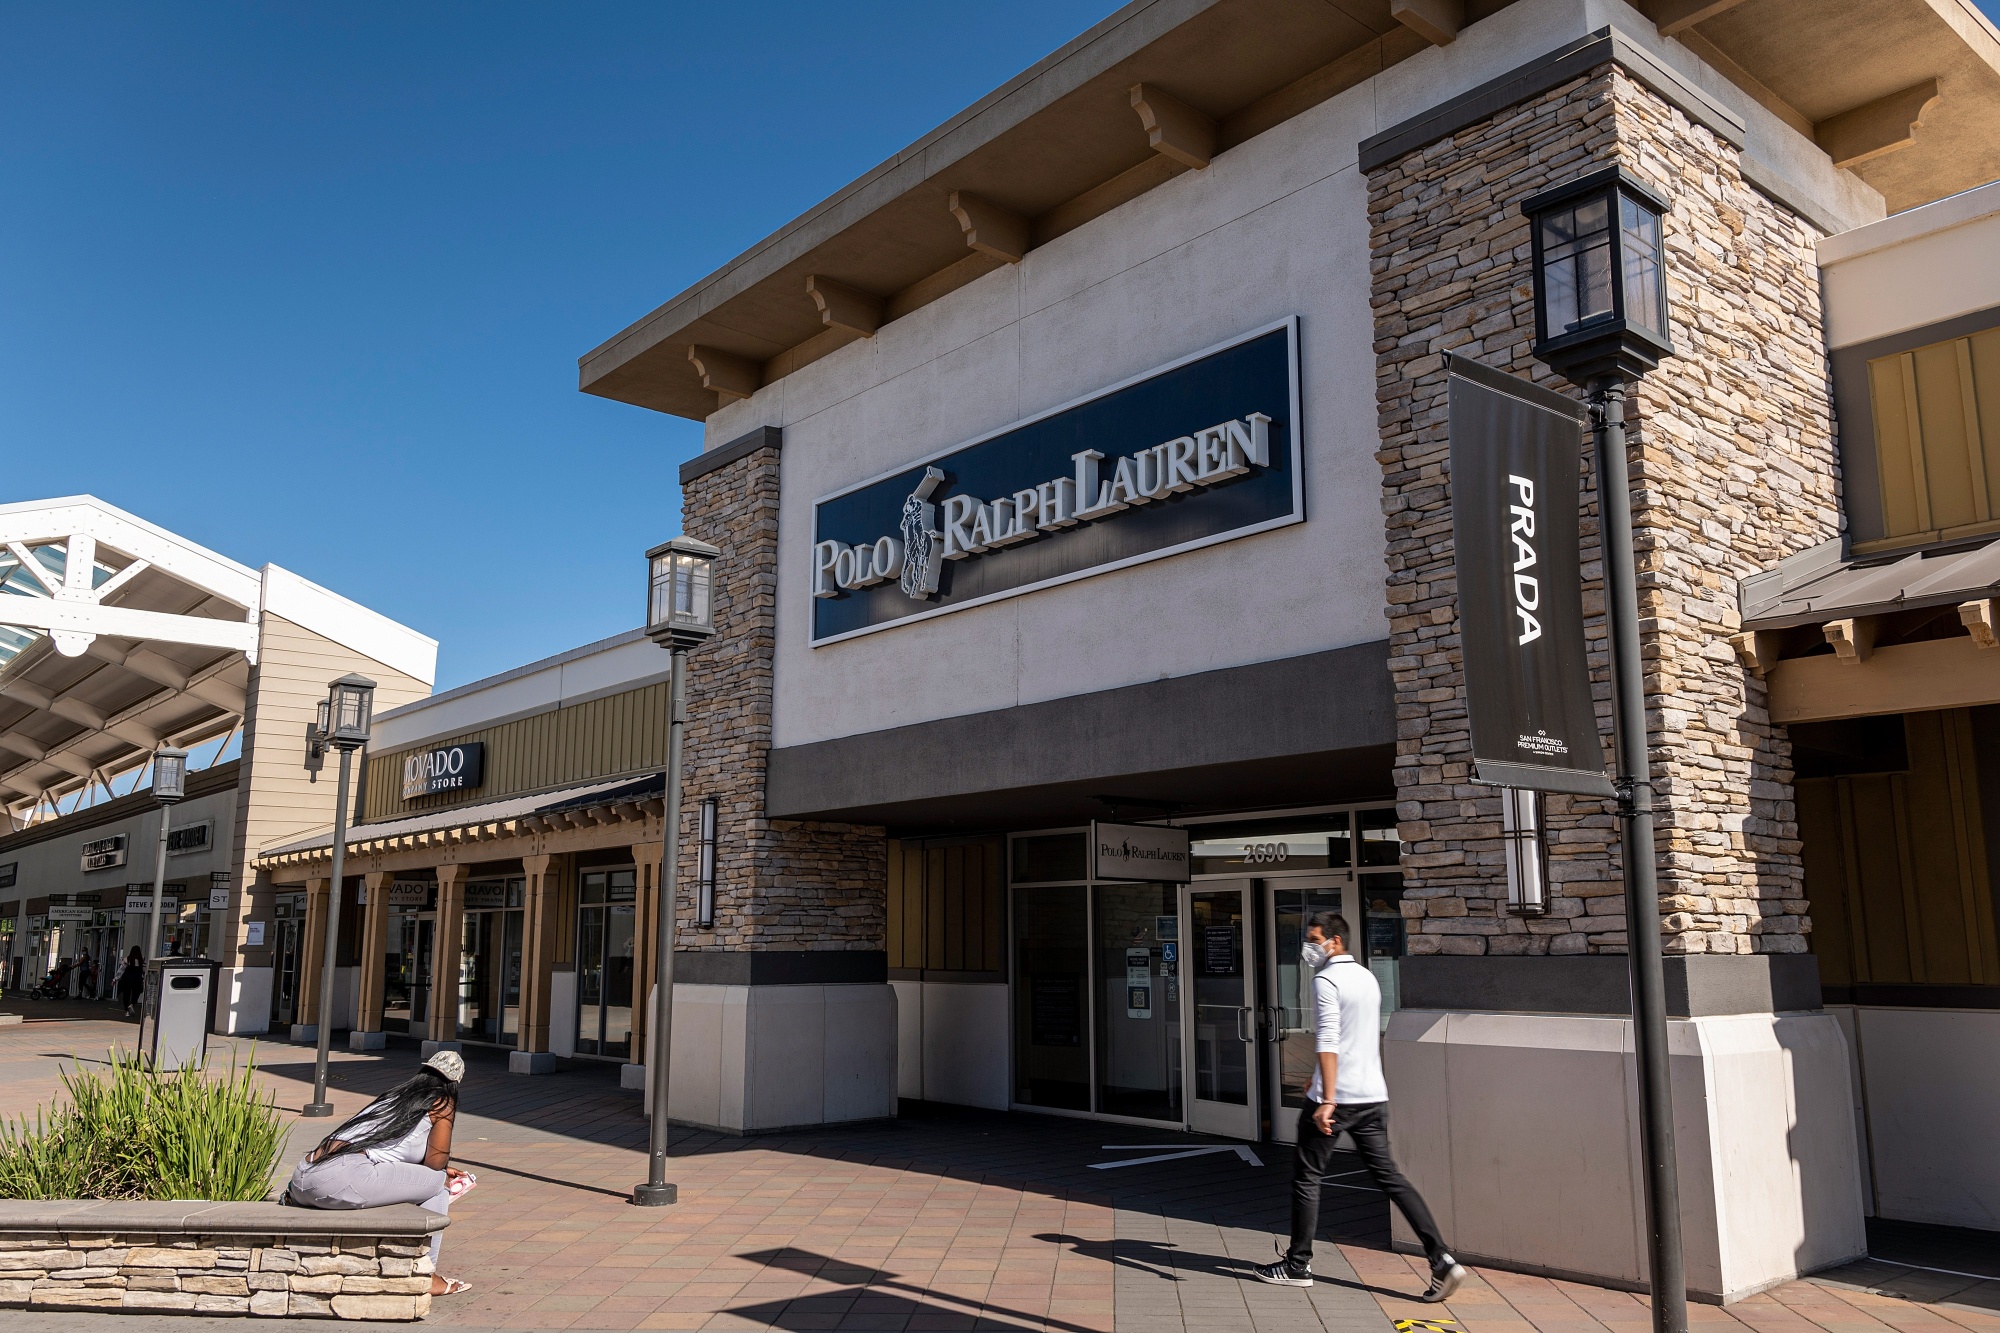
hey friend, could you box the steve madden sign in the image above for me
[809,321,1301,644]
[401,742,485,800]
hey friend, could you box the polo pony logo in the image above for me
[899,466,946,600]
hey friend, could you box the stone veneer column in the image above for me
[1365,57,1863,1298]
[424,864,468,1052]
[511,853,564,1074]
[1369,66,1836,958]
[349,871,392,1050]
[651,432,896,1132]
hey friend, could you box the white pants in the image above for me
[288,1154,449,1265]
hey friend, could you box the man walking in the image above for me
[1250,912,1467,1300]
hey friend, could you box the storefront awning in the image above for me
[255,772,665,870]
[1740,536,2000,629]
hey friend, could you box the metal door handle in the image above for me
[1236,1007,1256,1043]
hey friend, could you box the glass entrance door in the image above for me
[384,911,434,1033]
[1261,876,1353,1143]
[458,878,525,1046]
[575,869,637,1059]
[1186,882,1258,1139]
[1092,882,1181,1123]
[271,915,304,1027]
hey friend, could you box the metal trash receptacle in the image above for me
[139,958,217,1071]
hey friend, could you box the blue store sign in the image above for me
[809,319,1302,645]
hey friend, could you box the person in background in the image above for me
[1250,911,1468,1302]
[283,1051,476,1297]
[115,946,145,1017]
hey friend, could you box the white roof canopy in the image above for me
[0,496,436,828]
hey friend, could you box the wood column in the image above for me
[517,853,566,1055]
[429,864,469,1045]
[355,871,392,1035]
[629,842,663,1051]
[298,877,330,1031]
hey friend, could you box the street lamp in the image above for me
[143,747,189,967]
[303,673,375,1119]
[1522,164,1685,1333]
[633,536,720,1207]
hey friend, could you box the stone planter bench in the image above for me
[0,1200,447,1320]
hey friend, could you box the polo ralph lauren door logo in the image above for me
[808,319,1302,645]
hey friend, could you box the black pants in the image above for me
[1288,1100,1448,1270]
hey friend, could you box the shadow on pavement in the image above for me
[730,1247,1102,1333]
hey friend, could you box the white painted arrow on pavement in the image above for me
[1091,1143,1264,1170]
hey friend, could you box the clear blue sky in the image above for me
[4,2,1997,690]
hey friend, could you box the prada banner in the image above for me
[1447,354,1612,797]
[810,319,1302,645]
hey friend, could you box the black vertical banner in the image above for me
[1447,354,1612,796]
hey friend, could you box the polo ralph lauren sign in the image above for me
[1446,355,1611,797]
[809,320,1302,644]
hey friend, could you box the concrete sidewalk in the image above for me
[2,1014,1994,1333]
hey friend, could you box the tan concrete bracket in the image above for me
[1128,83,1215,169]
[947,191,1029,263]
[806,275,881,337]
[1959,599,1999,649]
[1815,79,1942,169]
[1729,630,1782,677]
[1823,617,1876,663]
[685,345,761,403]
[1390,0,1462,46]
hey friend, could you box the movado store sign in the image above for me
[808,320,1302,645]
[401,742,485,800]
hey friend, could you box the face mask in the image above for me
[1301,941,1328,970]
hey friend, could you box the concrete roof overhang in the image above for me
[0,497,437,829]
[579,0,2000,423]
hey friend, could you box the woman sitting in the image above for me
[284,1051,475,1297]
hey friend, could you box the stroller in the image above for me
[29,958,76,1000]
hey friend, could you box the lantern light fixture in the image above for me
[1500,788,1548,917]
[325,674,376,751]
[646,537,721,650]
[1522,165,1673,385]
[696,796,718,929]
[152,746,189,805]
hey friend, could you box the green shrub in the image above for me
[0,1051,285,1201]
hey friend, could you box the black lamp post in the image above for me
[304,673,375,1118]
[1522,165,1685,1333]
[143,746,188,964]
[632,536,720,1206]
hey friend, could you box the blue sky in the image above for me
[4,2,1997,689]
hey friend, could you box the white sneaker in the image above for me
[1420,1257,1467,1303]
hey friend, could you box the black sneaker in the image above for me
[1420,1255,1467,1303]
[1249,1258,1314,1287]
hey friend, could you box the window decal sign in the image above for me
[809,319,1302,645]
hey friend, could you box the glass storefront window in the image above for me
[1361,871,1406,1021]
[1358,807,1403,867]
[1188,813,1353,875]
[1093,882,1181,1122]
[577,869,637,1059]
[1268,882,1346,1113]
[1011,833,1086,884]
[1010,885,1088,1110]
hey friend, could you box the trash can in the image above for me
[139,958,217,1071]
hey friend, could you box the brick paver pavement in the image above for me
[1,1003,1994,1333]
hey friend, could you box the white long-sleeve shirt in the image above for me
[1304,953,1388,1106]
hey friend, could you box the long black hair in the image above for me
[312,1068,458,1161]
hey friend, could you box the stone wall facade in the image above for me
[0,1230,433,1320]
[1370,65,1840,957]
[677,440,887,954]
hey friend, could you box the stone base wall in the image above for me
[677,439,887,954]
[1369,63,1838,958]
[0,1230,433,1319]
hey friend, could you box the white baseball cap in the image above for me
[423,1050,465,1084]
